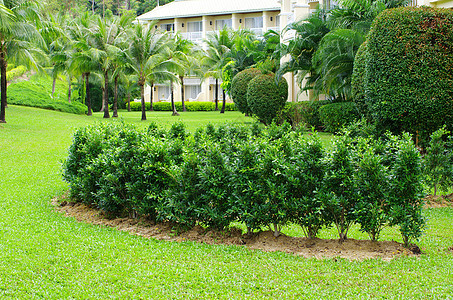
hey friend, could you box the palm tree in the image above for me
[277,11,330,99]
[173,35,204,112]
[203,28,234,111]
[122,22,178,121]
[67,12,97,116]
[0,0,42,123]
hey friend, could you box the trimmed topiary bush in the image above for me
[318,102,360,133]
[358,7,453,145]
[231,68,262,115]
[247,73,288,125]
[351,41,368,118]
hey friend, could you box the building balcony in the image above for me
[267,27,281,33]
[181,31,203,42]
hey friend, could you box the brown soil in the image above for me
[424,194,453,208]
[52,197,420,261]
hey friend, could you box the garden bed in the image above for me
[53,196,420,261]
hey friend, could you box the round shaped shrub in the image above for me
[318,102,360,133]
[351,41,368,118]
[247,73,288,125]
[362,7,453,144]
[230,68,262,115]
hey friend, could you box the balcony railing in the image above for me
[247,27,264,36]
[267,27,281,33]
[181,31,203,42]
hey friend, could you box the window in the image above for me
[187,21,202,32]
[186,85,201,100]
[215,19,232,30]
[244,16,263,29]
[160,23,174,32]
[159,85,171,101]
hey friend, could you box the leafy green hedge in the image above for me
[351,41,368,118]
[247,73,288,125]
[319,102,360,133]
[231,68,262,115]
[7,80,86,114]
[130,101,236,112]
[63,122,425,244]
[6,66,27,82]
[280,100,331,129]
[358,7,453,145]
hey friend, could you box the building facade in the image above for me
[136,0,453,104]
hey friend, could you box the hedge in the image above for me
[279,100,330,129]
[358,7,453,145]
[7,80,87,114]
[63,122,426,244]
[6,66,27,82]
[129,101,236,112]
[247,73,288,125]
[318,102,360,133]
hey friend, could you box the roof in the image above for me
[136,0,281,21]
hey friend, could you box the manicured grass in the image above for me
[1,105,452,298]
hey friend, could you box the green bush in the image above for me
[423,127,453,196]
[351,41,368,118]
[6,65,27,81]
[279,100,330,129]
[247,73,288,125]
[63,122,426,243]
[7,76,86,114]
[231,68,262,115]
[318,102,359,133]
[130,101,235,112]
[359,7,453,145]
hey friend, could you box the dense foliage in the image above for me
[63,122,426,245]
[354,7,453,145]
[230,68,262,115]
[7,79,87,114]
[318,102,360,133]
[129,101,235,112]
[247,73,288,125]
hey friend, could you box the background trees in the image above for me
[0,0,42,123]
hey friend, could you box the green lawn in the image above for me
[1,105,452,299]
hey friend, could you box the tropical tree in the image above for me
[172,35,204,112]
[0,0,43,123]
[68,12,99,116]
[122,22,178,120]
[203,28,234,111]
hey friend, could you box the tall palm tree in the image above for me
[0,0,42,123]
[67,12,97,116]
[173,35,204,112]
[203,28,234,111]
[122,22,178,121]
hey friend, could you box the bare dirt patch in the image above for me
[424,194,453,208]
[53,197,419,261]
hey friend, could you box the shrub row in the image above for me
[63,122,425,244]
[7,81,87,114]
[129,101,236,112]
[6,66,27,82]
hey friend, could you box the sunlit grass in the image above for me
[0,105,452,298]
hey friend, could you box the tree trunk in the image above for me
[0,48,7,123]
[113,75,118,118]
[149,82,154,111]
[85,73,92,116]
[52,77,56,99]
[220,89,226,113]
[170,82,179,116]
[67,74,72,103]
[103,70,110,118]
[140,83,146,120]
[127,93,131,112]
[127,0,131,10]
[180,76,186,112]
[215,78,219,111]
